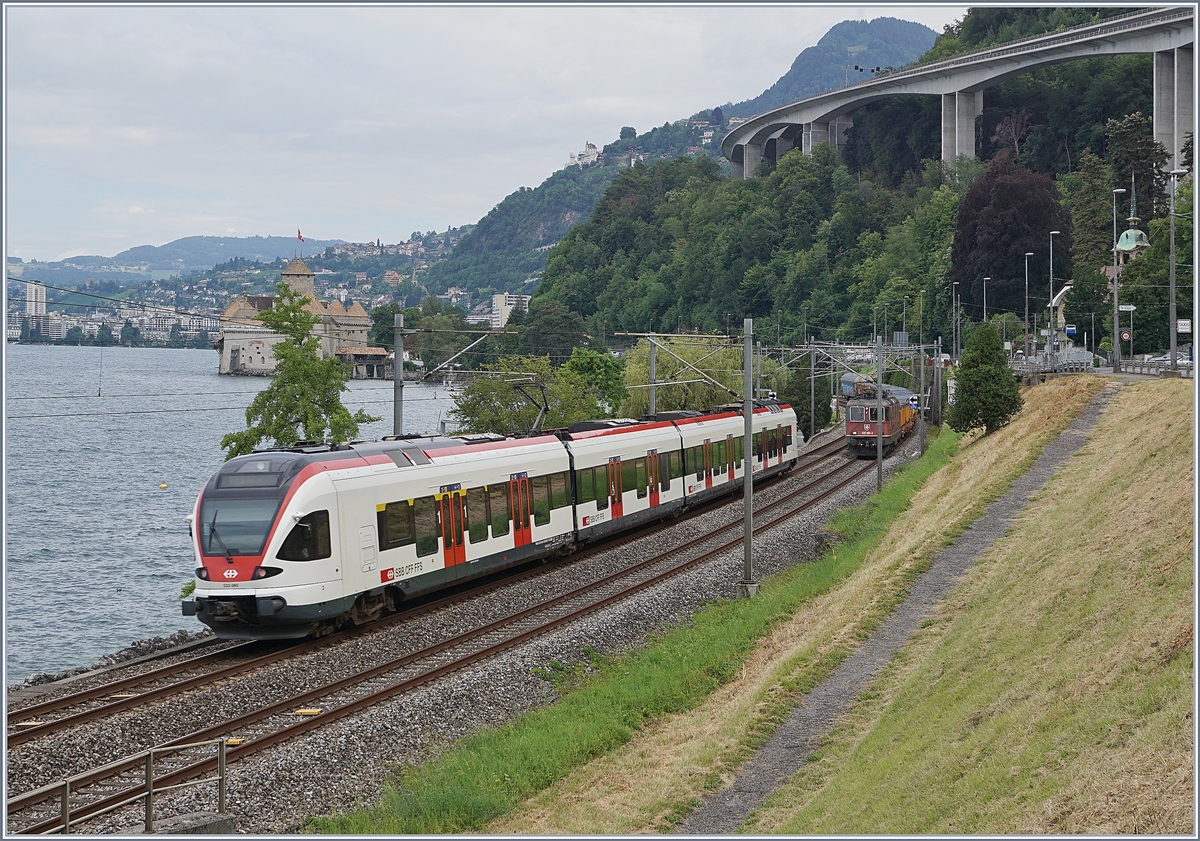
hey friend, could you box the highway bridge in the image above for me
[723,7,1194,176]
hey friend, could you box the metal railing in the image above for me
[36,739,227,835]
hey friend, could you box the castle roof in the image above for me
[282,257,314,276]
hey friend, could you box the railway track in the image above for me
[7,435,848,746]
[7,436,856,834]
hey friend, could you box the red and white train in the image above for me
[184,402,799,639]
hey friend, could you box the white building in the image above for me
[25,281,46,317]
[491,293,531,329]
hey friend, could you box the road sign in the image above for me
[1178,319,1192,334]
[1119,304,1137,312]
[1066,324,1076,335]
[1120,330,1132,341]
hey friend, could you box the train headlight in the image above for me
[252,566,268,580]
[195,567,210,580]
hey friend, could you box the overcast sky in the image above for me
[4,3,967,262]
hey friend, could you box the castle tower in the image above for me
[281,257,315,298]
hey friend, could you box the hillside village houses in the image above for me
[214,257,390,379]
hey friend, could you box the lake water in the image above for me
[3,344,457,682]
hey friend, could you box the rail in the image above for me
[19,739,227,835]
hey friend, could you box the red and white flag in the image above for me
[297,229,304,243]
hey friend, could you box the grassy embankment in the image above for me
[313,375,1161,833]
[740,376,1193,834]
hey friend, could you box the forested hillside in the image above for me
[533,6,1193,361]
[419,165,620,295]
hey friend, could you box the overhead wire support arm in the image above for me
[419,332,490,381]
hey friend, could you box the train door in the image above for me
[726,434,736,481]
[648,451,660,507]
[438,489,466,566]
[510,475,532,547]
[702,440,713,489]
[607,458,624,518]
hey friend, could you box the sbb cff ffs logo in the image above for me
[223,569,238,579]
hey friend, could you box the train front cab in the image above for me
[563,420,686,542]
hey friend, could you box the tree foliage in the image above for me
[618,337,781,418]
[949,155,1072,321]
[448,356,607,435]
[220,281,380,459]
[947,322,1024,435]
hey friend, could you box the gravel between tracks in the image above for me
[6,431,912,834]
[673,385,1116,834]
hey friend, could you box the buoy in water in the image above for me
[159,482,168,489]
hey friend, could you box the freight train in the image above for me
[844,383,917,457]
[183,402,799,639]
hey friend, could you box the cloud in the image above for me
[5,4,967,259]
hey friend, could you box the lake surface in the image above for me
[3,344,457,681]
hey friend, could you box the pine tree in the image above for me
[947,322,1023,435]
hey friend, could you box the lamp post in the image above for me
[952,281,959,360]
[1169,169,1187,370]
[1112,188,1126,371]
[1024,252,1034,359]
[1049,231,1060,360]
[982,277,990,323]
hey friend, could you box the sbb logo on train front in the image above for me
[223,569,238,579]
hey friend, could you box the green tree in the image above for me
[947,322,1023,435]
[620,126,636,140]
[168,323,183,346]
[120,319,140,346]
[562,347,626,414]
[1105,111,1170,218]
[449,356,604,435]
[220,281,380,459]
[63,325,86,344]
[95,323,114,346]
[618,338,779,417]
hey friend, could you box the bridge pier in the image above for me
[1155,46,1194,168]
[942,91,983,164]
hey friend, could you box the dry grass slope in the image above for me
[744,377,1193,834]
[489,375,1177,834]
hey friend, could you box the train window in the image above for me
[466,488,489,544]
[550,472,570,509]
[576,468,594,504]
[595,467,609,510]
[667,450,682,481]
[659,457,670,492]
[377,501,415,550]
[769,429,779,458]
[531,475,551,526]
[413,497,439,557]
[784,427,793,450]
[753,431,763,461]
[488,485,510,537]
[277,510,331,561]
[870,407,880,422]
[619,459,634,500]
[716,439,728,473]
[849,407,864,422]
[734,435,744,467]
[634,458,648,498]
[688,446,703,481]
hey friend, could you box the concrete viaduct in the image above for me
[722,6,1194,176]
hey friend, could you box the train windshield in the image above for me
[199,497,282,557]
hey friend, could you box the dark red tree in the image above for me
[949,154,1072,321]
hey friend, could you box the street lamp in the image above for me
[1169,170,1187,370]
[952,281,959,359]
[982,277,990,323]
[1049,231,1060,360]
[1112,188,1126,371]
[1024,252,1035,359]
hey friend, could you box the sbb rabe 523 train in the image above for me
[183,402,799,639]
